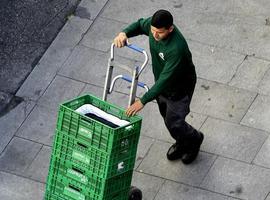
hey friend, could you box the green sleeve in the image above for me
[122,17,151,37]
[140,52,182,105]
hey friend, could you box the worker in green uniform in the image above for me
[114,10,204,164]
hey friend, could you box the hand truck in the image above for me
[103,43,149,200]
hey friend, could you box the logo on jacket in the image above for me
[159,52,165,60]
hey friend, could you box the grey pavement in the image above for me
[1,0,270,200]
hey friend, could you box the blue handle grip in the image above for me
[126,44,144,54]
[122,75,146,88]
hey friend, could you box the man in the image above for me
[114,10,204,164]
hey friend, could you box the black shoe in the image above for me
[181,132,204,165]
[167,143,184,161]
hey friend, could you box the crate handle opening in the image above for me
[72,166,84,174]
[69,184,81,192]
[77,142,88,149]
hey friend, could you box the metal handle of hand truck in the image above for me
[109,75,149,94]
[110,43,148,76]
[104,43,149,106]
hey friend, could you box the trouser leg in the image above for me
[156,95,201,150]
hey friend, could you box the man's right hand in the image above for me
[114,32,128,48]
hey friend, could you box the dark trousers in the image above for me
[156,94,201,150]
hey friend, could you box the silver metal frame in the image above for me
[103,43,149,106]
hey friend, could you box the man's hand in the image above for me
[126,99,144,117]
[114,32,128,48]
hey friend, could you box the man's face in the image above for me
[151,25,173,41]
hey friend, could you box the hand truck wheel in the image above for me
[128,186,142,200]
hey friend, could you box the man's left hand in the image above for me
[126,99,144,117]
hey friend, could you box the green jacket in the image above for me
[123,17,196,105]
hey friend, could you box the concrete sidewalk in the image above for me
[1,0,270,199]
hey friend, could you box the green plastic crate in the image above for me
[51,130,137,178]
[45,169,132,200]
[44,193,65,200]
[45,188,130,200]
[46,157,133,195]
[56,94,142,154]
[55,129,139,166]
[45,94,142,200]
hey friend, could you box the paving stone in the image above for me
[65,46,150,98]
[81,17,127,52]
[80,83,104,97]
[100,0,192,24]
[186,112,207,131]
[191,79,257,123]
[138,140,216,186]
[183,12,270,59]
[0,171,44,200]
[257,65,270,96]
[201,157,270,200]
[253,136,270,168]
[25,146,52,183]
[131,171,165,200]
[81,16,150,62]
[200,117,268,163]
[193,0,270,17]
[80,83,133,108]
[16,105,57,146]
[38,75,85,110]
[134,136,155,169]
[41,16,92,67]
[58,45,109,86]
[266,195,270,200]
[140,102,172,143]
[0,137,42,174]
[189,41,245,84]
[58,45,136,91]
[101,0,157,23]
[16,16,92,101]
[229,57,270,93]
[155,180,235,200]
[76,0,108,20]
[0,100,35,153]
[241,94,270,132]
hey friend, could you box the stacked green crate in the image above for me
[45,94,142,200]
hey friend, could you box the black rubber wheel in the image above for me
[128,186,142,200]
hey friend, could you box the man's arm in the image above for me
[113,18,151,116]
[122,17,151,37]
[114,18,151,48]
[126,51,182,117]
